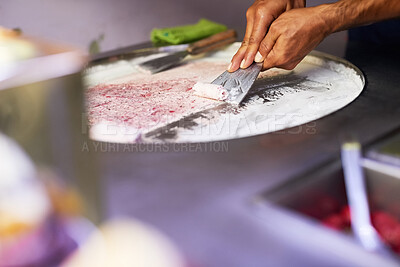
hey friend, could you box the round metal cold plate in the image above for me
[85,43,364,143]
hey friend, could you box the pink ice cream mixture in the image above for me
[86,61,228,132]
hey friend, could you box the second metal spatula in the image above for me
[139,29,237,74]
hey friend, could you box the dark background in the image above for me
[0,0,347,56]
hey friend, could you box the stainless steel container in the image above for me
[0,35,101,223]
[254,149,400,266]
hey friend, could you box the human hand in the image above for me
[228,0,306,72]
[258,6,333,71]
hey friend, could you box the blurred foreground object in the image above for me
[0,134,76,266]
[0,27,100,224]
[62,219,186,267]
[341,142,393,256]
[0,26,37,64]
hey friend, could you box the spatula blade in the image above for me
[212,62,262,105]
[138,51,188,74]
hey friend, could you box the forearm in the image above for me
[320,0,400,33]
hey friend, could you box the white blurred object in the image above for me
[0,133,50,230]
[0,133,51,265]
[63,219,185,267]
[0,27,37,64]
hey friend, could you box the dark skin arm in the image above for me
[229,0,400,72]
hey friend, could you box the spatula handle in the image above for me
[187,29,237,55]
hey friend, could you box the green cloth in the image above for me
[151,19,227,46]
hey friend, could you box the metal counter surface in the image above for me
[93,42,400,267]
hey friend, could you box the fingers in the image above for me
[261,35,301,71]
[259,27,278,70]
[240,11,273,69]
[259,27,277,63]
[228,7,255,72]
[287,0,306,10]
[231,5,276,71]
[231,1,311,73]
[229,0,308,72]
[228,37,250,72]
[228,47,245,72]
[294,0,306,8]
[263,44,298,71]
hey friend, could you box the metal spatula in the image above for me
[90,44,189,65]
[139,29,237,74]
[212,62,263,105]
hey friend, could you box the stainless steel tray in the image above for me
[253,158,400,267]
